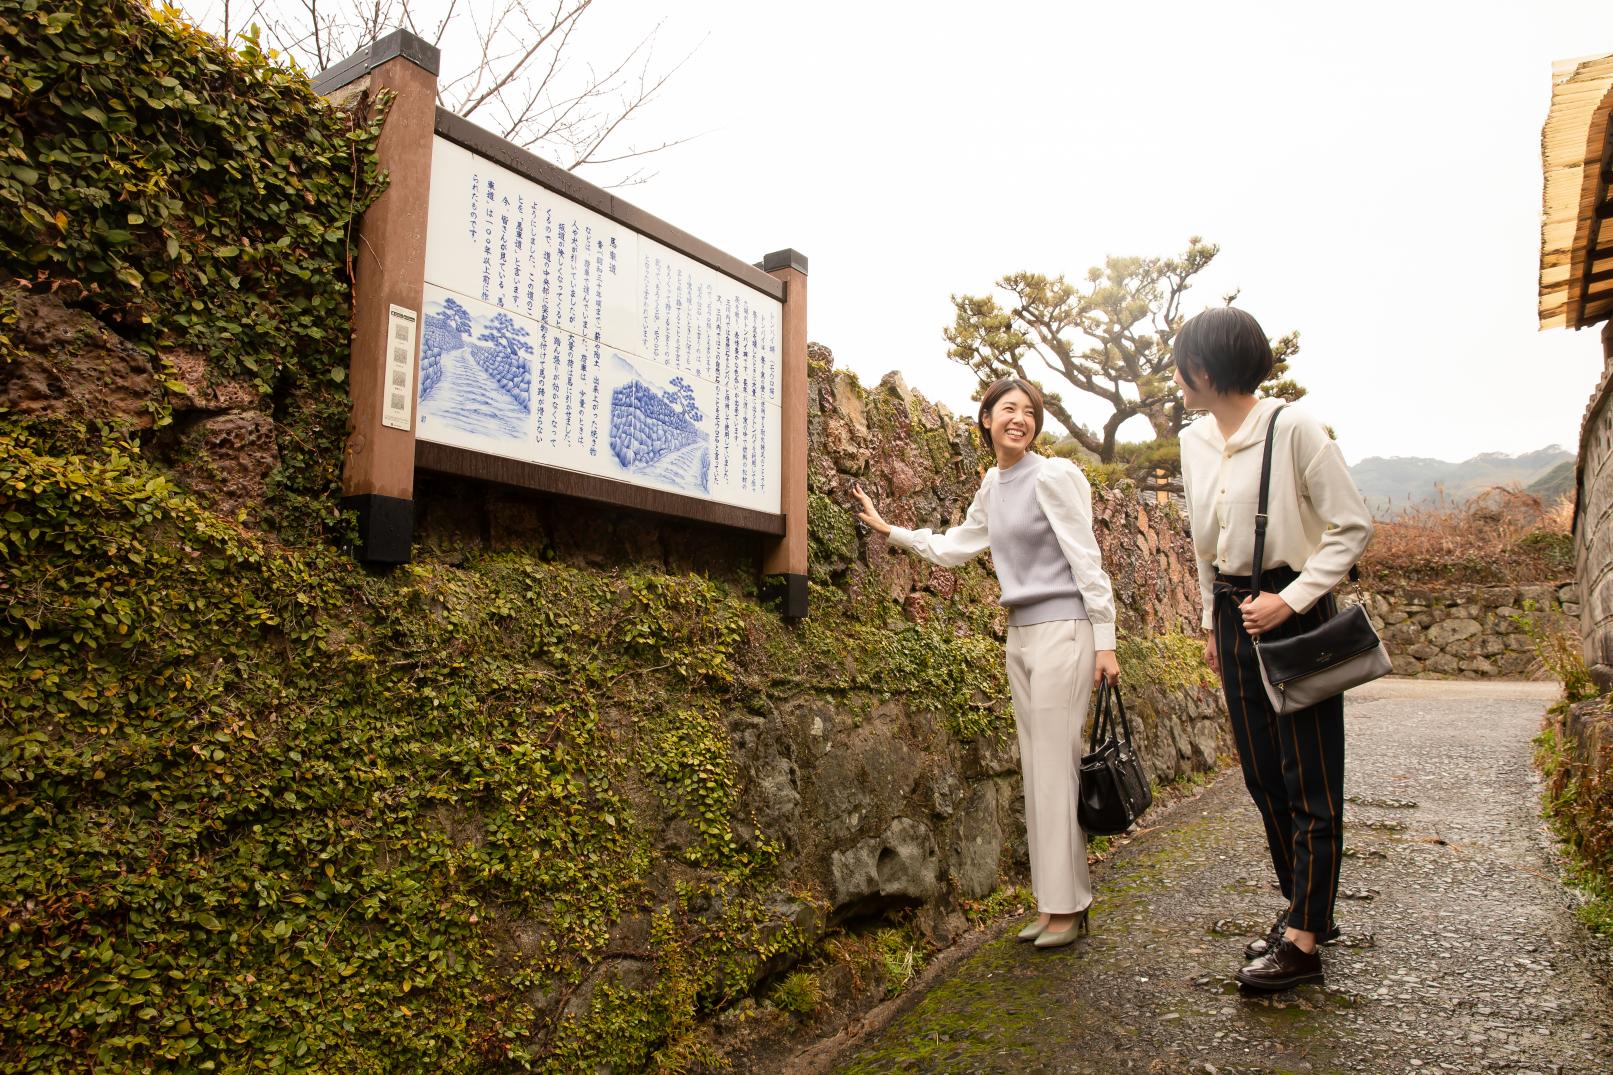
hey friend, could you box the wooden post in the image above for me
[760,249,809,618]
[313,31,440,563]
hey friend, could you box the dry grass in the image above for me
[1360,487,1574,585]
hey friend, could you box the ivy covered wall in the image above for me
[0,4,1226,1072]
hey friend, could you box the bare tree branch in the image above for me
[174,0,696,186]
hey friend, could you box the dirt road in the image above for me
[831,680,1613,1075]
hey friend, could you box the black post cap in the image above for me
[758,249,808,276]
[311,28,441,96]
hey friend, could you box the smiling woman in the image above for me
[851,375,1120,951]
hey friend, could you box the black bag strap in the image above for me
[1251,405,1287,596]
[1088,681,1111,749]
[1109,681,1136,746]
[1089,681,1135,748]
[1250,404,1361,597]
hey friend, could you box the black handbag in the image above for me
[1078,681,1153,836]
[1251,407,1390,713]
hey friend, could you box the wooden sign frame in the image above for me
[316,31,809,617]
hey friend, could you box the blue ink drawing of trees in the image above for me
[420,297,472,402]
[473,313,533,410]
[609,372,710,493]
[420,301,530,442]
[665,376,703,423]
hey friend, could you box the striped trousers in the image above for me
[1213,568,1345,935]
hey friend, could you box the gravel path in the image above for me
[831,679,1613,1074]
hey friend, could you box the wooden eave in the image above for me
[1540,53,1613,330]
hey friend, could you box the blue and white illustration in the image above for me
[607,355,711,493]
[423,139,782,513]
[419,296,532,443]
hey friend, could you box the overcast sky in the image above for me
[207,0,1613,464]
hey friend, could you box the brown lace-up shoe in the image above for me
[1235,938,1324,991]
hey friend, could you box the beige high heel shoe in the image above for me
[1032,906,1091,949]
[1016,917,1047,942]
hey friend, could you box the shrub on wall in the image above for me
[0,0,387,539]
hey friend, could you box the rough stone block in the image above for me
[1390,653,1424,676]
[174,411,280,518]
[874,817,940,902]
[1442,638,1478,660]
[833,371,868,438]
[1384,622,1423,646]
[1190,720,1220,769]
[1518,585,1555,610]
[1424,654,1461,675]
[953,786,1004,899]
[1478,586,1515,608]
[1499,652,1537,676]
[0,287,159,428]
[753,754,802,842]
[967,730,1020,779]
[1426,618,1482,648]
[829,839,880,909]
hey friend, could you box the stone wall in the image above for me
[414,342,1227,936]
[1361,581,1576,679]
[1541,693,1613,905]
[802,346,1225,787]
[1573,319,1613,687]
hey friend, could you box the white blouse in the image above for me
[1179,397,1373,630]
[887,457,1118,650]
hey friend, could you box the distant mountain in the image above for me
[1524,458,1575,504]
[1349,446,1574,515]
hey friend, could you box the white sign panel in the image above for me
[417,137,782,514]
[381,304,417,431]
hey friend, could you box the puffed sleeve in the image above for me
[1034,459,1118,650]
[887,479,993,568]
[1178,447,1217,630]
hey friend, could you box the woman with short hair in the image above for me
[853,376,1119,949]
[1174,306,1373,990]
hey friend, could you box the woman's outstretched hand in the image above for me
[1093,649,1120,687]
[850,483,892,536]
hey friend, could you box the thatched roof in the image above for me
[1540,52,1613,330]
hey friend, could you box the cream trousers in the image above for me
[1005,618,1095,915]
